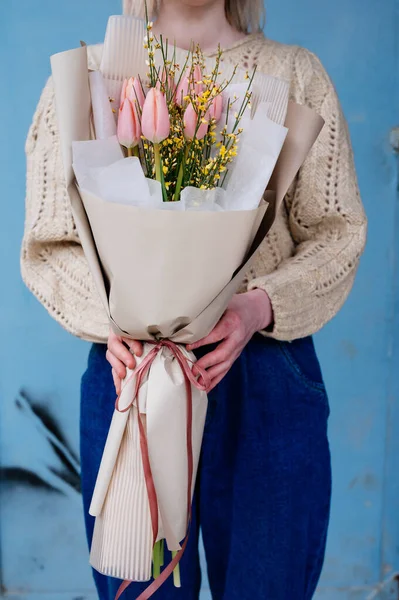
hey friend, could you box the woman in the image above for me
[21,0,367,598]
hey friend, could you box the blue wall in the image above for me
[1,2,123,596]
[0,0,398,598]
[266,1,399,596]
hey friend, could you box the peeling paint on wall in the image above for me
[1,390,81,496]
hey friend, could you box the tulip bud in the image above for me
[175,71,190,107]
[120,78,128,106]
[184,103,208,140]
[120,77,145,110]
[156,68,176,96]
[209,93,223,123]
[141,88,170,143]
[117,98,141,149]
[192,65,203,96]
[126,76,145,110]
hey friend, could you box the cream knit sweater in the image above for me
[21,34,367,343]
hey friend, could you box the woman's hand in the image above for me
[106,329,143,395]
[187,289,273,391]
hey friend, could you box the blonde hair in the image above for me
[123,0,265,34]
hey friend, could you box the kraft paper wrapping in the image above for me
[51,45,324,343]
[89,343,208,581]
[50,44,324,582]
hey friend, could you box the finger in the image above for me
[112,368,121,395]
[196,349,225,371]
[195,338,235,371]
[206,361,231,382]
[187,325,227,351]
[187,313,235,351]
[108,337,136,370]
[106,349,129,380]
[122,338,143,357]
[196,361,230,391]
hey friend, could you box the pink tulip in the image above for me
[120,77,145,110]
[184,103,208,140]
[175,71,190,107]
[141,88,170,143]
[117,98,141,149]
[156,68,176,96]
[209,93,223,123]
[127,77,145,110]
[192,65,203,96]
[120,78,128,106]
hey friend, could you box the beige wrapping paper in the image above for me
[90,407,153,581]
[51,45,324,343]
[89,343,208,581]
[50,43,324,583]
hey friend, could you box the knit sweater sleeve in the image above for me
[21,76,109,343]
[248,47,367,341]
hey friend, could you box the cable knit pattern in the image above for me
[21,36,366,343]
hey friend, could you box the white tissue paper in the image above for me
[89,71,117,139]
[72,102,287,212]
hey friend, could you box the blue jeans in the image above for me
[80,335,331,600]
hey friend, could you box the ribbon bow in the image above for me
[114,340,210,600]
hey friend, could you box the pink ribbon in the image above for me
[113,340,210,600]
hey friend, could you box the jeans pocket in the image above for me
[277,337,327,393]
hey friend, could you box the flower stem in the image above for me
[171,551,181,588]
[174,147,188,201]
[127,147,133,157]
[160,539,165,566]
[154,143,168,201]
[133,146,139,158]
[154,143,162,183]
[152,540,162,579]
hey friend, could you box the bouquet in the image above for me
[50,13,324,600]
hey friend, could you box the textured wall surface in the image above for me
[0,0,398,598]
[267,1,399,598]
